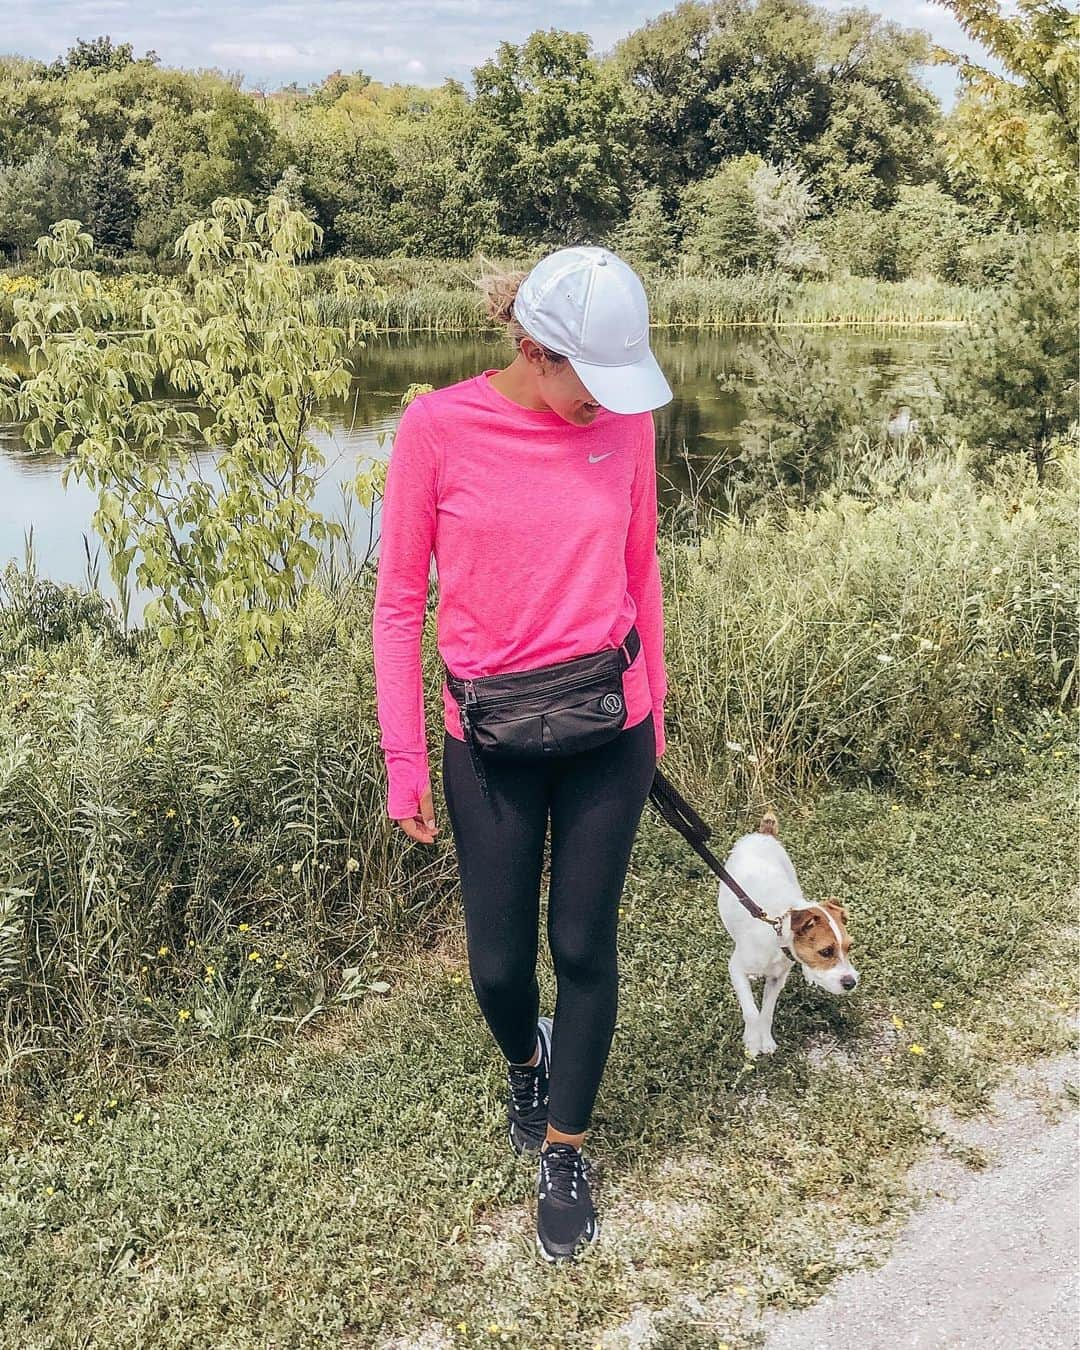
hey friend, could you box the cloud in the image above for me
[11,0,993,100]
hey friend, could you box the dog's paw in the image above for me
[742,1028,762,1057]
[758,1033,778,1055]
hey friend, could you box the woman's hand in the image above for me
[397,787,440,845]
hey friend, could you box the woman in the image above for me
[371,245,672,1263]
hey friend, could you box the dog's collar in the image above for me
[765,910,796,963]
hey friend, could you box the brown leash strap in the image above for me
[646,766,780,930]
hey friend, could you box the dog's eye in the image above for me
[819,946,835,959]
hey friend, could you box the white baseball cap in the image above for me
[512,245,673,415]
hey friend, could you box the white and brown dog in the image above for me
[718,811,858,1056]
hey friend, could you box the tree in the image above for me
[0,149,78,259]
[0,201,381,660]
[747,161,824,274]
[887,182,987,281]
[47,35,158,79]
[934,0,1078,228]
[605,188,677,267]
[613,0,940,210]
[678,155,773,271]
[719,331,879,508]
[84,141,138,254]
[938,235,1078,479]
[471,30,635,240]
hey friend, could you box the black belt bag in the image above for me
[444,626,641,799]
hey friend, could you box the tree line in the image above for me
[0,1,1074,277]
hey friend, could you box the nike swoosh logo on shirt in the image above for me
[588,451,615,463]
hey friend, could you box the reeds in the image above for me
[307,259,985,334]
[3,257,985,337]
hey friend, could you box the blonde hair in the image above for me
[474,260,567,363]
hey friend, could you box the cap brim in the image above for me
[568,346,673,415]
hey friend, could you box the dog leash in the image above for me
[646,767,787,940]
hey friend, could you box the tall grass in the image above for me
[665,453,1076,800]
[308,262,984,334]
[3,256,984,336]
[0,453,1073,1088]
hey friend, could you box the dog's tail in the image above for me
[758,807,779,836]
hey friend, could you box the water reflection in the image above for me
[0,327,948,603]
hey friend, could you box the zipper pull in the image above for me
[464,680,477,706]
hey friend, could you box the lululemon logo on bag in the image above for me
[601,693,623,714]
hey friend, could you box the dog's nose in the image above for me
[841,974,857,991]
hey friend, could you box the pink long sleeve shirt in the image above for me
[372,368,668,821]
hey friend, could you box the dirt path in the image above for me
[762,1057,1078,1350]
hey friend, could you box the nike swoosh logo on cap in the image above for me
[624,328,648,348]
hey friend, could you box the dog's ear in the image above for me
[823,897,849,926]
[791,909,818,936]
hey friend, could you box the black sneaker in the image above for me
[535,1142,599,1263]
[506,1015,553,1156]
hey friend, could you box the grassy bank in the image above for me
[312,264,983,333]
[1,261,984,336]
[1,753,1074,1347]
[0,457,1074,1087]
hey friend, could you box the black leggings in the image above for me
[441,712,656,1135]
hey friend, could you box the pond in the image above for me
[0,326,948,610]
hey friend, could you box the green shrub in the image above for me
[677,155,774,273]
[938,233,1078,479]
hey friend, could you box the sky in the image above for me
[9,0,991,106]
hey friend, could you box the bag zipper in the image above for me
[465,665,619,708]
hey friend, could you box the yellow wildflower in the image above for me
[178,1008,191,1022]
[238,922,250,932]
[909,1043,925,1055]
[932,1000,944,1009]
[157,946,169,957]
[73,1111,84,1124]
[346,857,360,873]
[248,950,262,962]
[165,808,177,819]
[274,961,284,971]
[890,1014,904,1029]
[231,815,241,828]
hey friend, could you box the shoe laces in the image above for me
[508,1045,546,1115]
[539,1143,586,1204]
